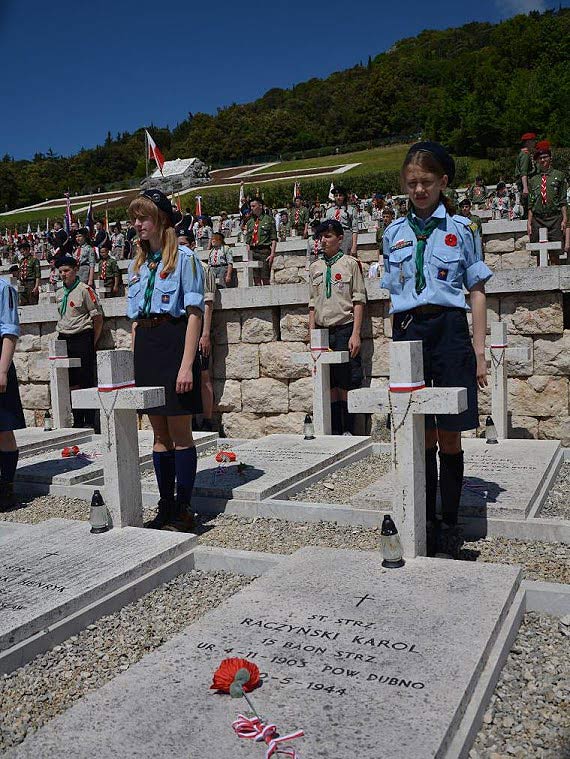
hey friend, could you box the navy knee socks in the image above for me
[152,450,176,501]
[175,447,197,505]
[0,450,19,484]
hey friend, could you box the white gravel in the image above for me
[540,462,570,521]
[290,453,391,505]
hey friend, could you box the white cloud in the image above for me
[500,0,547,12]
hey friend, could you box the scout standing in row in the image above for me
[17,242,41,306]
[127,190,204,533]
[325,187,358,257]
[308,219,366,435]
[245,197,277,286]
[55,256,104,429]
[74,228,97,287]
[98,245,121,296]
[515,132,537,217]
[0,278,26,510]
[291,197,309,238]
[382,142,491,557]
[528,141,568,264]
[208,232,234,288]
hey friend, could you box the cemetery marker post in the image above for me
[486,322,531,439]
[72,350,164,528]
[526,227,561,267]
[348,340,467,557]
[293,328,349,435]
[48,338,81,429]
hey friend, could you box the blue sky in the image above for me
[0,0,563,160]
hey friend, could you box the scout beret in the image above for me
[534,140,551,156]
[140,189,176,225]
[77,227,90,237]
[406,141,456,185]
[55,255,78,268]
[316,220,343,237]
[520,132,537,142]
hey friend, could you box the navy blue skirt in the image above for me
[0,358,26,432]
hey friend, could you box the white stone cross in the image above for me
[485,322,531,440]
[72,350,164,528]
[47,339,82,429]
[239,247,262,287]
[526,227,561,267]
[95,282,111,299]
[348,341,467,558]
[293,328,349,435]
[39,283,57,305]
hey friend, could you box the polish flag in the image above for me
[195,195,202,217]
[145,129,165,175]
[238,181,246,211]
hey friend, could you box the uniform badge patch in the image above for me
[469,222,479,233]
[437,268,449,281]
[390,239,413,252]
[161,294,170,304]
[445,234,457,247]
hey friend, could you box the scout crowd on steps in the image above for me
[0,140,566,557]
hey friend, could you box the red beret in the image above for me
[520,132,537,142]
[535,140,551,156]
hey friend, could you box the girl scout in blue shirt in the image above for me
[0,278,26,510]
[127,190,204,532]
[382,142,491,556]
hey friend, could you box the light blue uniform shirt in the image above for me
[0,280,20,338]
[381,203,491,314]
[126,245,205,320]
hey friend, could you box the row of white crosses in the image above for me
[527,227,567,266]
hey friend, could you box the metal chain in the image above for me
[97,391,120,451]
[489,347,505,388]
[387,390,413,470]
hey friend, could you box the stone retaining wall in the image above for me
[16,266,570,445]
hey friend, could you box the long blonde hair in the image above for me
[128,196,179,275]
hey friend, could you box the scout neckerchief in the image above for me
[321,250,344,298]
[21,256,29,280]
[59,277,80,316]
[74,245,82,263]
[334,207,341,222]
[100,259,108,281]
[295,209,300,225]
[406,212,441,294]
[540,173,548,205]
[140,251,162,317]
[251,218,260,246]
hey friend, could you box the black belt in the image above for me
[136,314,186,329]
[403,305,463,319]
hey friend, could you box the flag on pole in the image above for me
[85,200,94,237]
[27,223,33,241]
[293,181,301,201]
[176,194,181,212]
[328,182,335,201]
[105,200,109,231]
[238,181,246,212]
[195,196,202,217]
[36,222,41,235]
[46,217,49,233]
[145,129,165,175]
[64,192,73,233]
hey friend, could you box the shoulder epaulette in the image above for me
[452,214,470,227]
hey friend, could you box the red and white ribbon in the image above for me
[97,381,136,393]
[490,344,507,350]
[232,715,304,759]
[48,356,70,361]
[389,381,425,393]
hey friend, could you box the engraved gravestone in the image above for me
[10,547,522,759]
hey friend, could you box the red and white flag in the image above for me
[238,181,246,211]
[293,181,301,201]
[328,182,335,201]
[145,129,165,175]
[195,195,202,217]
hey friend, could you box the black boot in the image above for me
[438,451,465,558]
[0,481,17,512]
[425,447,438,556]
[331,402,343,435]
[340,401,353,435]
[163,500,196,533]
[145,497,174,530]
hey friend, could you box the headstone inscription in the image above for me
[486,322,531,439]
[0,518,195,675]
[292,329,349,435]
[348,341,467,557]
[47,338,81,429]
[72,350,164,528]
[9,547,523,759]
[526,227,560,267]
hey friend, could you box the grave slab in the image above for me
[189,434,369,501]
[10,547,522,759]
[351,438,561,518]
[0,518,196,669]
[15,427,93,458]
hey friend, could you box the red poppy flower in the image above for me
[445,234,457,247]
[159,271,168,279]
[211,658,260,693]
[334,273,342,281]
[61,445,80,458]
[215,450,237,463]
[69,301,75,308]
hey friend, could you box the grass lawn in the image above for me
[255,144,413,174]
[0,207,66,228]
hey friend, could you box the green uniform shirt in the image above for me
[98,257,120,289]
[245,214,277,247]
[528,168,568,216]
[375,222,386,254]
[291,206,309,232]
[19,254,40,282]
[466,185,487,206]
[515,149,537,187]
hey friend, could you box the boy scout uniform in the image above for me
[18,254,41,306]
[466,184,488,209]
[291,206,309,236]
[98,257,120,295]
[75,243,97,284]
[515,149,537,214]
[325,205,359,256]
[245,213,277,279]
[309,253,366,328]
[56,281,103,336]
[528,168,568,244]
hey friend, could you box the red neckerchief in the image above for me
[541,173,548,205]
[100,260,108,280]
[74,246,81,262]
[334,207,341,221]
[21,257,29,279]
[251,218,260,246]
[295,209,300,224]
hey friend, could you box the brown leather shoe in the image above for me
[163,505,196,533]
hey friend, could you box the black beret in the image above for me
[316,219,344,237]
[406,141,456,185]
[55,255,78,268]
[140,189,176,225]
